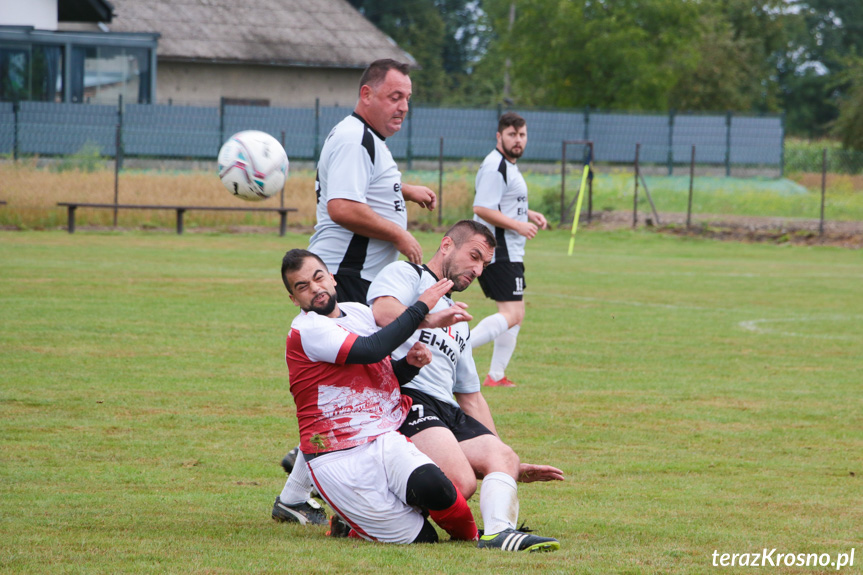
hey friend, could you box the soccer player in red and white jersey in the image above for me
[272,249,477,544]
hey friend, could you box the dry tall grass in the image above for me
[0,161,476,231]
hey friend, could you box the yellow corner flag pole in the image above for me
[567,165,590,256]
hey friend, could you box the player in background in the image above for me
[308,58,436,304]
[272,249,477,544]
[280,58,436,496]
[469,112,548,387]
[367,220,563,552]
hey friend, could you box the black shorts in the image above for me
[477,261,525,302]
[333,273,371,304]
[399,388,494,441]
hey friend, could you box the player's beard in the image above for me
[442,258,475,292]
[304,290,337,316]
[501,141,523,159]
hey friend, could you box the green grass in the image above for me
[1,229,861,574]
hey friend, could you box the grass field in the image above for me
[1,228,862,574]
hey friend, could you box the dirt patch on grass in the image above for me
[585,210,863,249]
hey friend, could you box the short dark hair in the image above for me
[444,219,496,250]
[281,249,327,294]
[498,111,526,133]
[359,59,412,95]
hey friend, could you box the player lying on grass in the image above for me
[366,220,563,553]
[273,249,477,544]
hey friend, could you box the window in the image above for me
[0,43,64,102]
[71,45,150,104]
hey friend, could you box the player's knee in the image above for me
[482,442,520,478]
[406,463,457,510]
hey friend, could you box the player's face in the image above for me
[363,69,412,138]
[497,124,528,162]
[441,234,495,292]
[286,257,338,317]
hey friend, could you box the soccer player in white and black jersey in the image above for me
[470,112,549,388]
[367,221,563,553]
[308,59,436,304]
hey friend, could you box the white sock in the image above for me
[479,471,519,535]
[488,325,520,381]
[471,313,509,348]
[279,450,314,504]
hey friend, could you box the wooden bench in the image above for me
[57,202,297,236]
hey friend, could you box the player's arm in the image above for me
[345,279,453,364]
[473,205,538,239]
[454,391,498,436]
[401,183,436,211]
[390,342,432,385]
[372,295,471,330]
[327,199,422,264]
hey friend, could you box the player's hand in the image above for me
[403,184,437,211]
[528,210,548,230]
[517,463,565,483]
[405,342,432,368]
[395,231,423,264]
[420,301,472,329]
[417,278,454,311]
[517,221,539,239]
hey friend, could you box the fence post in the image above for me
[280,130,286,210]
[633,143,640,228]
[820,148,826,236]
[725,111,732,177]
[219,97,225,152]
[667,109,675,176]
[114,95,123,227]
[780,111,786,178]
[116,94,124,171]
[687,145,695,230]
[406,105,413,170]
[561,141,567,227]
[12,100,19,161]
[313,98,320,161]
[584,106,590,141]
[438,137,444,227]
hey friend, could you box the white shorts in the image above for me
[307,431,434,544]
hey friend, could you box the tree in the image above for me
[478,0,703,110]
[347,0,493,104]
[778,0,863,136]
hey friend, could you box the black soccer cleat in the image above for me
[281,446,299,474]
[271,497,327,526]
[477,527,560,552]
[326,514,352,538]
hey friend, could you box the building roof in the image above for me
[106,0,415,69]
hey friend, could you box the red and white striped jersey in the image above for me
[285,301,411,455]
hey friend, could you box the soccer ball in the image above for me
[218,130,289,201]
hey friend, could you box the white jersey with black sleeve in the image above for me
[472,148,529,263]
[309,113,407,282]
[367,261,481,407]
